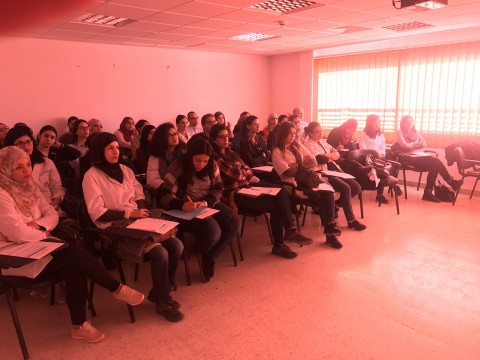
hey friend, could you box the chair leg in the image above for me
[6,288,29,360]
[453,176,465,206]
[264,214,274,245]
[229,242,238,267]
[394,189,400,215]
[182,253,191,286]
[117,259,135,323]
[240,215,246,237]
[134,263,139,282]
[470,177,479,199]
[359,191,364,219]
[49,284,56,306]
[417,172,423,190]
[301,206,308,227]
[403,169,408,199]
[236,234,244,261]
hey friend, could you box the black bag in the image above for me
[295,166,321,188]
[435,181,455,202]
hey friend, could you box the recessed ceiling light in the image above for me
[231,33,277,41]
[251,0,323,14]
[392,0,447,10]
[383,21,434,32]
[72,13,135,27]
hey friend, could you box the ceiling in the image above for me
[5,0,480,56]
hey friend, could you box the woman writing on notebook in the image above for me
[82,132,184,322]
[210,124,313,259]
[0,146,145,343]
[159,137,240,282]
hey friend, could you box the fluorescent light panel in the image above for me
[400,0,448,10]
[231,33,277,41]
[251,0,320,13]
[73,13,134,27]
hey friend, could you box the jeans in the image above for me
[301,188,336,225]
[234,184,294,247]
[144,237,183,304]
[328,177,361,222]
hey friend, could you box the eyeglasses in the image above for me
[168,132,179,137]
[216,135,229,140]
[14,139,33,147]
[77,126,90,131]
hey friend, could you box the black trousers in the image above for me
[406,156,452,191]
[40,244,120,325]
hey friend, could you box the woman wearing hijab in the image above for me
[5,125,66,215]
[82,132,184,322]
[326,118,358,151]
[0,146,144,343]
[114,116,135,152]
[392,115,461,202]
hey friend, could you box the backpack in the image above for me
[434,180,455,202]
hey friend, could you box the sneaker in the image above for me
[376,195,389,204]
[283,230,313,246]
[272,244,298,259]
[156,302,184,322]
[147,290,180,310]
[347,220,367,231]
[422,191,441,203]
[395,185,403,196]
[200,254,215,282]
[323,223,341,236]
[112,284,144,305]
[71,321,105,343]
[326,235,343,249]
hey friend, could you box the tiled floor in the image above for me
[1,188,479,360]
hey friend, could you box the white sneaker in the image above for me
[112,285,144,306]
[71,321,105,343]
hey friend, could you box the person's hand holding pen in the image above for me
[182,196,205,212]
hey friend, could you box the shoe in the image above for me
[156,302,184,322]
[147,290,180,310]
[200,254,215,282]
[326,235,343,249]
[448,179,462,192]
[112,284,144,305]
[272,244,298,259]
[422,191,441,203]
[323,223,341,236]
[347,220,367,231]
[376,195,389,204]
[395,185,403,196]
[71,321,105,343]
[283,230,313,246]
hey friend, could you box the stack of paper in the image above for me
[127,218,178,234]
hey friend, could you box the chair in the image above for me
[347,149,400,216]
[239,209,273,245]
[278,180,317,230]
[452,147,480,206]
[77,201,150,323]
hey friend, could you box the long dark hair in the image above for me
[180,137,216,182]
[364,114,382,139]
[4,125,45,165]
[275,121,297,153]
[241,115,258,139]
[150,123,177,157]
[72,119,88,144]
[37,125,58,143]
[139,125,156,153]
[210,124,241,163]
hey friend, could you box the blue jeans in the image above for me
[328,177,361,222]
[144,237,183,303]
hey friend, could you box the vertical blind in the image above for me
[314,42,480,147]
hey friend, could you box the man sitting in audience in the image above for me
[293,107,308,131]
[186,111,203,138]
[59,116,78,144]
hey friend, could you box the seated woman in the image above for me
[262,113,278,140]
[358,114,401,203]
[210,124,312,259]
[135,124,156,174]
[131,119,149,161]
[82,133,184,322]
[0,122,9,149]
[392,115,461,202]
[114,117,135,159]
[5,126,66,216]
[303,122,366,231]
[272,122,343,249]
[147,123,187,190]
[159,137,240,282]
[326,118,358,151]
[37,125,81,163]
[0,146,144,343]
[214,111,233,141]
[176,115,189,143]
[239,115,271,168]
[68,119,90,179]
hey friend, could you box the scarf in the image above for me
[0,146,43,218]
[89,132,124,184]
[119,119,135,142]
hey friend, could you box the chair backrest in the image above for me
[347,149,381,163]
[454,146,471,175]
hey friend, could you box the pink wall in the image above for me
[0,37,270,135]
[269,51,313,120]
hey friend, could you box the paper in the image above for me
[127,218,178,235]
[408,150,433,157]
[321,170,355,179]
[252,166,273,172]
[0,241,63,260]
[238,187,281,197]
[163,206,219,220]
[312,183,335,193]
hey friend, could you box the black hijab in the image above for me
[89,132,124,183]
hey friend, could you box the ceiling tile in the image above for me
[162,26,213,36]
[146,32,189,41]
[143,12,204,25]
[216,9,281,22]
[188,18,242,30]
[91,3,158,20]
[55,22,111,34]
[122,21,176,32]
[109,0,190,12]
[102,27,156,37]
[167,1,237,17]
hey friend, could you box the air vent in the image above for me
[383,21,433,32]
[72,13,135,27]
[251,0,324,14]
[231,33,277,41]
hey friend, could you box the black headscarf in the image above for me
[89,132,124,184]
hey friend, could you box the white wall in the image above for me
[0,37,270,134]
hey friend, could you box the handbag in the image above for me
[435,180,455,202]
[295,166,321,188]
